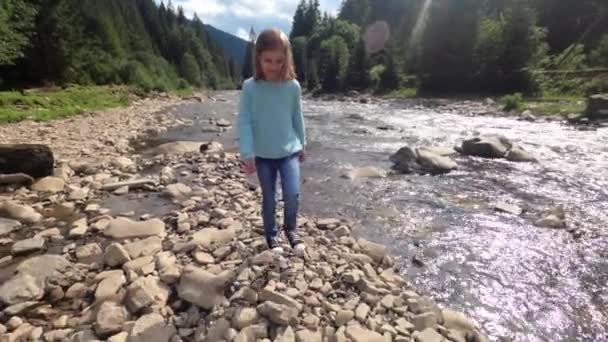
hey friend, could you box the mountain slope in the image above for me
[205,25,249,69]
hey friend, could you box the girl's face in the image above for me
[259,49,285,81]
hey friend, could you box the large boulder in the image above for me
[416,147,458,174]
[390,146,457,175]
[585,94,608,120]
[505,145,536,162]
[457,135,537,163]
[458,135,512,158]
[389,146,420,174]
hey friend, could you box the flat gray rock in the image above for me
[11,238,45,255]
[0,218,21,236]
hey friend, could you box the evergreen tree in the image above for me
[291,36,308,84]
[290,0,308,39]
[338,0,370,27]
[181,52,202,86]
[307,58,320,90]
[345,39,371,90]
[417,0,480,92]
[498,0,538,91]
[533,0,607,53]
[305,0,321,36]
[319,35,350,92]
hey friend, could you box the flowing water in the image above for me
[153,92,608,341]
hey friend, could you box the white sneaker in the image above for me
[271,246,284,254]
[293,243,306,257]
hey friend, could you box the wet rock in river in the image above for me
[505,145,536,163]
[416,147,458,174]
[585,94,608,120]
[458,135,537,163]
[390,146,457,175]
[390,146,420,173]
[341,166,386,180]
[493,202,522,215]
[519,110,536,122]
[458,135,511,158]
[535,206,567,229]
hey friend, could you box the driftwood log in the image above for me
[0,144,54,178]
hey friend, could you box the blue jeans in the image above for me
[255,153,301,245]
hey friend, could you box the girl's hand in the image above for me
[242,159,256,174]
[298,150,307,163]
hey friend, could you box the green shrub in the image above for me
[500,93,524,111]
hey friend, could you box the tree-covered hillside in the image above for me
[0,0,238,91]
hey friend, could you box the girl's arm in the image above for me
[293,81,306,148]
[238,84,254,160]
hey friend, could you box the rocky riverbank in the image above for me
[0,95,488,342]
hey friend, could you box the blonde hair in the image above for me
[254,28,296,81]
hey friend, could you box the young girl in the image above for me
[237,28,307,255]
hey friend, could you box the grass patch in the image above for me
[525,96,586,116]
[497,92,586,116]
[0,86,131,124]
[381,87,418,98]
[171,87,195,98]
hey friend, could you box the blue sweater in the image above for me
[237,78,306,159]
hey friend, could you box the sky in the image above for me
[169,0,342,40]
